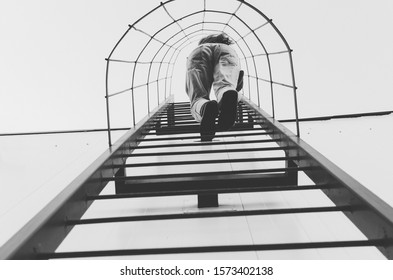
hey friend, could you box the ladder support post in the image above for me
[198,193,219,208]
[114,167,127,193]
[167,103,175,127]
[285,157,298,185]
[247,113,254,126]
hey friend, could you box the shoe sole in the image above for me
[218,90,238,130]
[200,101,218,141]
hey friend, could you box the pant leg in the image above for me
[185,45,214,122]
[212,44,241,104]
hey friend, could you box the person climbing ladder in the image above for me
[185,33,244,141]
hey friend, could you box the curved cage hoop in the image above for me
[105,0,299,146]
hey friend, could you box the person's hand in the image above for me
[236,70,244,91]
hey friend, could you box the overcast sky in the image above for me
[1,0,392,133]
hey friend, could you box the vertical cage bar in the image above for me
[288,49,300,137]
[105,59,113,147]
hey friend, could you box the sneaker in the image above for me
[200,100,218,141]
[218,90,238,130]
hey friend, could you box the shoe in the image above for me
[218,90,238,130]
[200,100,218,141]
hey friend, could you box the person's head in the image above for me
[198,33,234,45]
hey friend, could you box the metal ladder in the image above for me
[2,96,393,259]
[2,0,393,260]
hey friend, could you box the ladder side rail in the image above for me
[0,97,173,260]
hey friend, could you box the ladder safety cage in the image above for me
[1,0,393,260]
[105,0,300,147]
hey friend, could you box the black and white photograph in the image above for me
[1,0,393,278]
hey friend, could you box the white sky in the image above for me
[1,0,392,133]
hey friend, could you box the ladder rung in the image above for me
[40,239,387,259]
[109,166,310,181]
[70,206,352,225]
[157,110,254,117]
[89,184,329,200]
[112,156,301,168]
[122,146,293,157]
[130,138,277,150]
[142,127,268,136]
[113,173,297,194]
[137,131,274,142]
[154,124,256,135]
[157,116,256,125]
[154,122,253,130]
